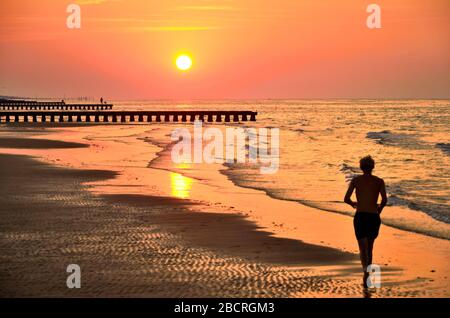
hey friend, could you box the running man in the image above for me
[344,155,387,288]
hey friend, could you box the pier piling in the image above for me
[0,111,258,124]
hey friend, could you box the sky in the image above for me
[0,0,449,100]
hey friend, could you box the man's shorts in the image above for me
[353,212,381,240]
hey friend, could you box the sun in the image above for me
[176,55,192,71]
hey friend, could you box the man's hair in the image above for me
[360,155,375,173]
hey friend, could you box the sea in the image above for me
[111,99,450,240]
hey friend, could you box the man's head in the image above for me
[360,155,375,174]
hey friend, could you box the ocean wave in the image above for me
[341,157,450,227]
[366,130,426,150]
[221,164,450,240]
[436,143,450,156]
[366,130,393,145]
[342,165,450,228]
[387,182,450,224]
[339,163,359,182]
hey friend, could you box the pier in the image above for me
[0,111,257,123]
[0,102,113,111]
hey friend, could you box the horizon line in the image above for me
[2,95,450,102]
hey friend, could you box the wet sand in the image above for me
[0,137,89,149]
[0,126,449,297]
[0,152,356,297]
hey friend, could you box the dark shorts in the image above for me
[353,212,381,240]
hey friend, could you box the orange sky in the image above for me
[0,0,449,99]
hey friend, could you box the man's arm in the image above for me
[378,179,388,214]
[344,178,357,209]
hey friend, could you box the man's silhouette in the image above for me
[344,155,387,288]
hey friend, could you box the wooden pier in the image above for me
[0,102,113,111]
[0,100,37,105]
[0,111,257,123]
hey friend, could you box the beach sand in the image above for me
[0,124,448,297]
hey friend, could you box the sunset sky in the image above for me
[0,0,449,100]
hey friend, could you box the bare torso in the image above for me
[352,174,383,213]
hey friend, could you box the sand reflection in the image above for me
[170,172,193,199]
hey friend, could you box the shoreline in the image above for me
[140,121,450,242]
[222,166,450,241]
[0,124,449,297]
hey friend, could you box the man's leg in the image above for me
[358,238,369,271]
[357,238,369,271]
[357,238,369,287]
[367,238,375,266]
